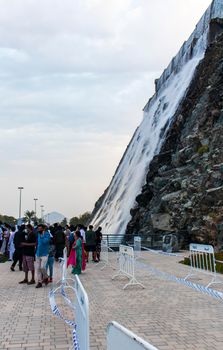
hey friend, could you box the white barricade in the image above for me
[100,239,115,270]
[112,245,145,289]
[107,321,159,350]
[49,274,90,350]
[74,275,90,350]
[134,236,142,259]
[57,247,68,284]
[184,243,223,288]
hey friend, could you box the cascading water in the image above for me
[91,0,223,234]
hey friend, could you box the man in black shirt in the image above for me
[19,224,36,284]
[95,227,102,262]
[11,225,25,271]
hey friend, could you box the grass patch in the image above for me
[0,255,8,263]
[179,253,223,274]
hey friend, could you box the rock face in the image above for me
[90,0,223,247]
[126,30,223,249]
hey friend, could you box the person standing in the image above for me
[8,226,16,261]
[19,224,36,285]
[85,225,96,262]
[77,224,86,243]
[71,231,83,275]
[64,225,71,253]
[36,224,50,288]
[0,221,3,249]
[95,227,102,262]
[54,225,65,260]
[68,225,75,255]
[46,235,56,283]
[0,227,7,255]
[11,225,26,271]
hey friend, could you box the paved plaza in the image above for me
[1,251,223,350]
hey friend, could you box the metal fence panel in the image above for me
[112,245,144,289]
[107,321,158,350]
[184,243,223,288]
[74,275,90,350]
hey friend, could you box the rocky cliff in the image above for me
[126,27,223,249]
[90,0,223,245]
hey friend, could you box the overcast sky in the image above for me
[0,0,211,219]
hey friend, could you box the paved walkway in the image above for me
[1,251,223,349]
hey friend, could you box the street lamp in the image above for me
[18,187,24,220]
[34,198,38,217]
[40,205,44,222]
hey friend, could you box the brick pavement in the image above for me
[0,261,73,350]
[1,252,223,349]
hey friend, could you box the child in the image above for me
[46,236,56,283]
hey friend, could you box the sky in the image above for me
[0,0,211,220]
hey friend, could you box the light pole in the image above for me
[34,198,38,217]
[18,187,24,220]
[40,205,44,222]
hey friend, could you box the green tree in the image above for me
[69,216,79,227]
[24,210,36,224]
[69,212,91,227]
[0,214,16,226]
[61,217,68,227]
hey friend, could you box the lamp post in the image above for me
[18,187,24,220]
[40,205,44,222]
[34,198,38,217]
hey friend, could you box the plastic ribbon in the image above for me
[136,261,223,301]
[49,289,79,350]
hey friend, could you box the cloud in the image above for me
[0,0,211,218]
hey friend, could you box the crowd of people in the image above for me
[0,221,103,288]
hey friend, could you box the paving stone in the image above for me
[1,251,223,349]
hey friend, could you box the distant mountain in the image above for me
[44,211,66,225]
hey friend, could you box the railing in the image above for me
[107,321,159,350]
[102,233,165,250]
[112,245,144,290]
[74,275,90,350]
[57,247,68,283]
[100,239,115,270]
[50,248,90,350]
[184,243,223,288]
[134,236,142,259]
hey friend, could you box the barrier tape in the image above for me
[49,289,79,350]
[60,284,76,309]
[142,246,182,257]
[136,261,223,301]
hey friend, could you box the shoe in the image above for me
[35,282,42,288]
[10,266,15,271]
[19,267,23,271]
[19,279,28,284]
[48,278,53,283]
[43,277,49,286]
[27,280,35,285]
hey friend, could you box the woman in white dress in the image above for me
[8,227,16,261]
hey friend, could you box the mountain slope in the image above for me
[90,0,223,236]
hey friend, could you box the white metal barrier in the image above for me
[184,243,223,288]
[57,247,68,284]
[74,275,90,350]
[99,239,115,270]
[134,236,142,259]
[50,273,90,350]
[112,245,145,289]
[107,321,158,350]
